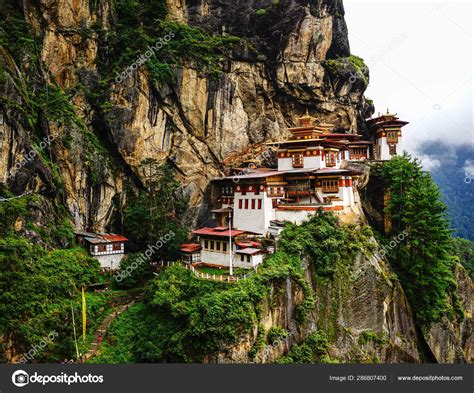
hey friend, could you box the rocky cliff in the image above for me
[210,250,421,364]
[0,0,371,231]
[0,0,470,364]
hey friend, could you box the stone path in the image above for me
[82,297,139,362]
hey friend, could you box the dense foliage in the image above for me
[450,237,474,279]
[276,331,334,364]
[377,154,461,325]
[95,0,239,85]
[0,193,114,362]
[123,161,188,258]
[279,211,372,278]
[92,213,373,363]
[113,253,153,289]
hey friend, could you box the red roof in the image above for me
[236,241,261,248]
[236,248,262,255]
[101,234,129,242]
[192,227,246,238]
[180,243,202,253]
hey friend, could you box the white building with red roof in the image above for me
[366,111,409,160]
[75,231,128,270]
[188,227,264,269]
[181,112,408,268]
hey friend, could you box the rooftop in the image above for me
[192,227,247,238]
[235,248,262,255]
[180,243,202,253]
[216,167,352,181]
[75,231,128,244]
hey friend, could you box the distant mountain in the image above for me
[417,142,474,241]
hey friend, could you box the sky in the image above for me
[343,0,473,169]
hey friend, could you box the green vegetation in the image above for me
[377,154,461,325]
[0,192,119,362]
[113,253,152,289]
[92,235,313,362]
[323,55,369,85]
[358,330,388,346]
[88,301,180,363]
[450,237,474,279]
[0,238,102,361]
[248,325,266,360]
[267,326,288,344]
[95,0,239,86]
[0,0,37,65]
[279,211,373,279]
[93,213,375,362]
[276,331,335,364]
[255,9,267,16]
[123,160,188,258]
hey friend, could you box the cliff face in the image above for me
[208,175,472,364]
[0,0,370,230]
[1,1,470,365]
[210,250,421,364]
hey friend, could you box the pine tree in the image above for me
[381,154,459,325]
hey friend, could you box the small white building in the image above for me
[184,227,265,269]
[75,231,128,270]
[367,111,409,161]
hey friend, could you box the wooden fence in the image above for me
[153,260,256,283]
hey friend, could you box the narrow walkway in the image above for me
[82,297,139,362]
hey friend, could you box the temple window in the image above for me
[387,131,399,144]
[321,179,339,193]
[375,145,381,160]
[325,152,337,167]
[292,153,304,168]
[389,144,397,155]
[349,148,368,159]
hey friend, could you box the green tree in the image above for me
[380,154,459,324]
[123,161,188,260]
[450,237,474,279]
[113,253,152,289]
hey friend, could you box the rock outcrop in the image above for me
[209,247,421,364]
[1,0,371,230]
